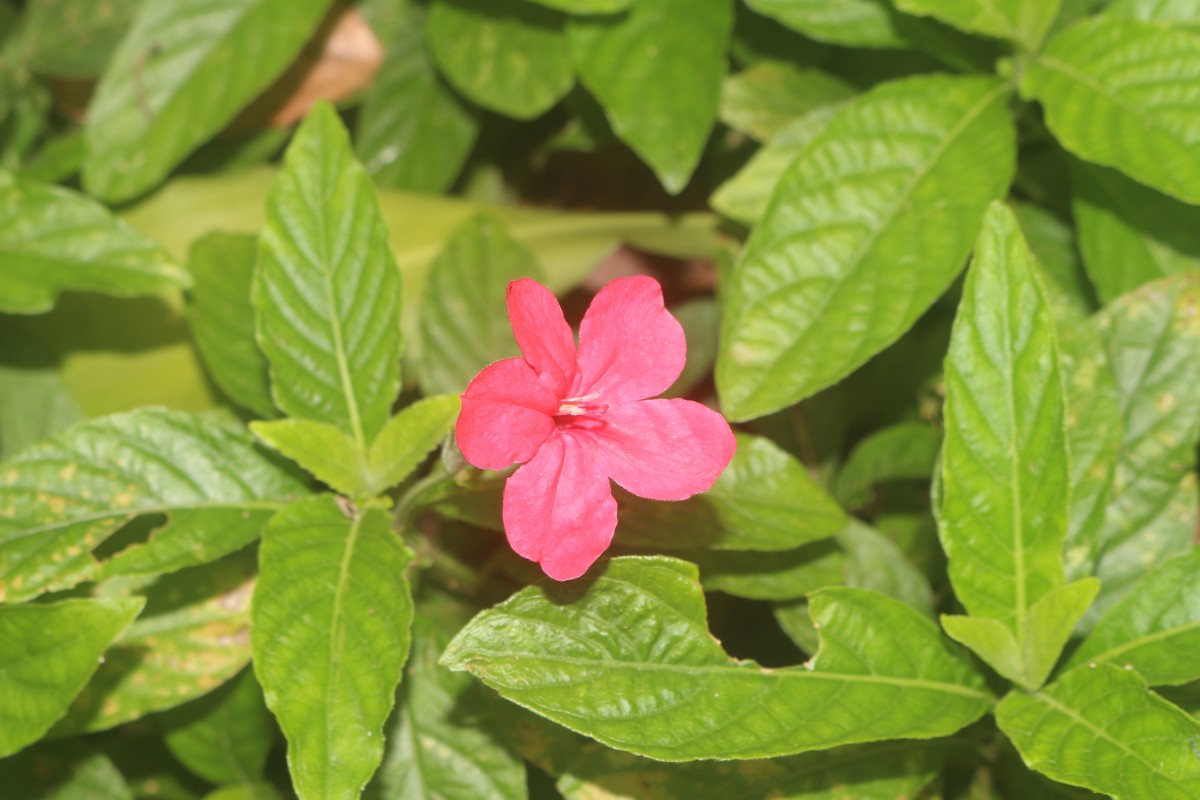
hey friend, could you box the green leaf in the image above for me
[250,418,364,497]
[558,740,943,800]
[164,669,274,786]
[663,298,719,399]
[0,340,81,460]
[1091,273,1200,621]
[695,539,845,601]
[82,0,333,202]
[1013,201,1094,315]
[617,433,847,552]
[893,0,1062,50]
[254,101,403,447]
[427,0,574,120]
[366,394,461,494]
[1107,0,1200,27]
[0,408,307,602]
[252,495,415,800]
[938,202,1080,690]
[568,0,734,193]
[996,663,1200,799]
[203,784,282,800]
[834,422,940,509]
[52,551,256,735]
[185,233,275,419]
[710,106,837,226]
[356,0,478,193]
[525,0,631,11]
[1023,16,1200,206]
[1069,158,1200,304]
[0,745,136,800]
[0,597,143,757]
[1064,548,1200,686]
[0,171,187,314]
[719,61,854,141]
[365,592,525,800]
[442,556,990,760]
[716,75,1014,421]
[744,0,910,47]
[24,0,143,78]
[416,214,544,396]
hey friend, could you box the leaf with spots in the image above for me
[0,407,308,603]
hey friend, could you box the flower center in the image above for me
[556,392,607,418]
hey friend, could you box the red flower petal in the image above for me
[502,434,618,581]
[507,278,578,397]
[581,398,736,501]
[456,358,557,470]
[574,275,686,403]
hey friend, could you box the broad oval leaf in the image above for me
[164,669,275,786]
[427,0,574,120]
[718,62,853,142]
[0,597,143,757]
[1064,548,1200,686]
[252,495,415,800]
[254,101,403,447]
[996,664,1200,799]
[441,556,990,761]
[0,171,187,314]
[716,75,1015,421]
[1023,16,1200,206]
[568,0,734,194]
[83,0,334,202]
[0,408,307,602]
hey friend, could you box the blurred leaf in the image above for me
[83,0,333,202]
[837,520,933,616]
[744,0,910,46]
[24,0,143,77]
[1107,0,1200,26]
[617,432,846,552]
[54,552,257,735]
[1012,201,1094,315]
[356,0,477,193]
[0,597,143,757]
[696,538,845,600]
[0,340,81,460]
[163,670,274,786]
[996,664,1200,799]
[20,129,86,184]
[894,0,1062,50]
[834,422,940,509]
[525,0,631,10]
[1023,16,1200,206]
[252,495,414,800]
[1069,158,1200,304]
[0,745,136,800]
[1065,548,1200,686]
[202,785,281,800]
[427,0,573,120]
[0,171,187,314]
[416,214,544,396]
[255,102,403,445]
[663,298,718,399]
[568,0,733,193]
[185,233,275,419]
[0,408,306,601]
[717,75,1014,421]
[719,61,853,141]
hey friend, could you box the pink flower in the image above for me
[455,276,737,581]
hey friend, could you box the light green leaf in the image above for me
[524,0,631,11]
[0,171,187,314]
[251,418,364,497]
[617,433,846,552]
[0,408,307,602]
[442,556,990,760]
[82,0,333,202]
[203,784,282,800]
[719,61,854,141]
[1107,0,1200,27]
[356,0,478,193]
[744,0,909,46]
[416,214,544,396]
[1090,273,1200,621]
[716,75,1014,421]
[568,0,733,193]
[996,663,1200,799]
[0,597,143,757]
[1065,548,1200,686]
[894,0,1062,50]
[365,592,525,800]
[254,101,403,446]
[427,0,574,120]
[366,394,461,494]
[1069,158,1200,304]
[834,422,940,509]
[24,0,143,78]
[185,233,275,419]
[710,106,837,226]
[938,202,1079,690]
[252,495,415,800]
[558,740,942,800]
[1023,16,1200,206]
[0,340,81,460]
[164,669,274,786]
[52,551,256,735]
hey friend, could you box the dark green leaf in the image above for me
[696,538,845,601]
[719,61,854,141]
[1012,201,1094,316]
[716,76,1014,420]
[834,422,940,509]
[164,669,274,786]
[252,495,415,800]
[0,745,136,800]
[24,0,143,77]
